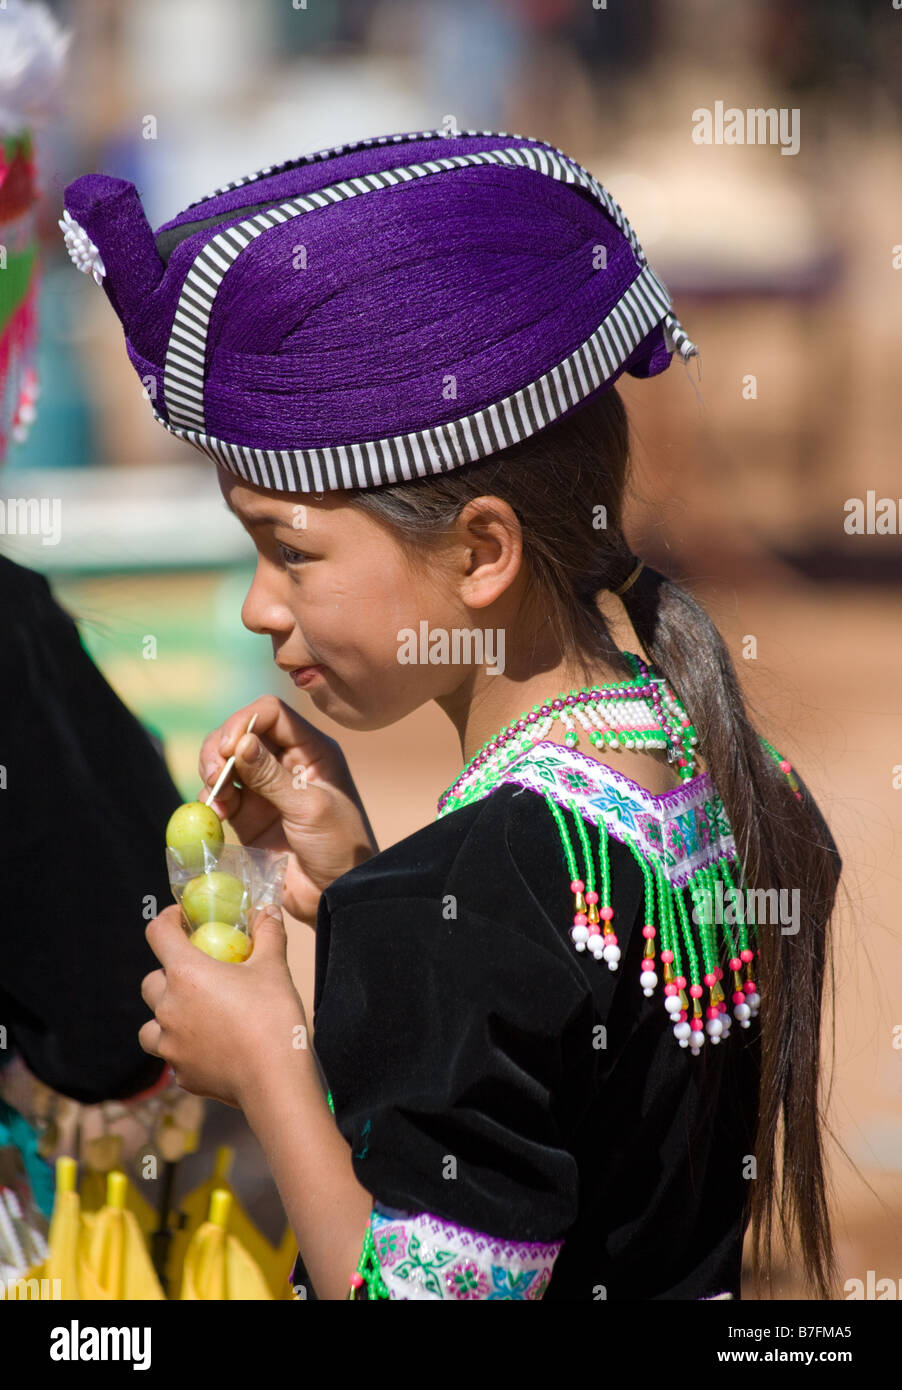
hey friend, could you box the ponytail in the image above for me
[619,564,842,1299]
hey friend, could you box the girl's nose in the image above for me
[241,559,294,638]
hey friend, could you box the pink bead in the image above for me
[606,933,618,946]
[732,990,745,1004]
[679,1010,688,1022]
[660,950,674,963]
[664,984,677,996]
[600,906,614,921]
[740,949,753,963]
[706,1006,719,1019]
[350,1273,364,1288]
[718,1001,728,1013]
[573,913,588,927]
[795,791,802,800]
[588,924,601,936]
[677,756,687,767]
[704,972,716,987]
[689,984,703,999]
[714,966,723,980]
[681,716,691,727]
[570,879,584,894]
[690,1017,704,1032]
[779,759,791,774]
[744,980,756,994]
[642,924,656,939]
[729,957,742,972]
[675,975,687,989]
[585,890,598,905]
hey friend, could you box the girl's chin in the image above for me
[306,695,409,734]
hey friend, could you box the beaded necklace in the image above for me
[437,651,697,818]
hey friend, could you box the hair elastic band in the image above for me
[613,559,644,596]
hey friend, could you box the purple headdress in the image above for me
[60,126,699,493]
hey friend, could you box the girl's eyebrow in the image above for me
[222,500,291,529]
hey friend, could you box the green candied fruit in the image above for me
[181,871,247,928]
[165,800,224,871]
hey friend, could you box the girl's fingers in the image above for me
[198,774,240,819]
[137,1018,163,1058]
[213,697,340,781]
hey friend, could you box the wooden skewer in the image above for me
[205,713,258,809]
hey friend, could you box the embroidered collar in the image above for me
[441,740,736,890]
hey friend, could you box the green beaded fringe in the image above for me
[546,794,760,1041]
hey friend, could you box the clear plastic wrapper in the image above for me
[166,842,289,962]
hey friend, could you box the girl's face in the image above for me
[218,468,487,730]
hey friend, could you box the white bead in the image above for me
[664,995,682,1015]
[588,937,605,958]
[673,1020,692,1040]
[706,1017,723,1037]
[734,1002,751,1022]
[678,1037,689,1047]
[640,970,658,990]
[603,944,620,965]
[574,941,586,952]
[571,924,589,944]
[58,210,106,284]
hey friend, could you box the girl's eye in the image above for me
[277,542,309,566]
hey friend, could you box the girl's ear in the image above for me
[61,174,166,338]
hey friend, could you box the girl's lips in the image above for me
[291,665,325,687]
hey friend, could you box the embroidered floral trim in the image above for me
[365,1204,561,1300]
[461,741,737,889]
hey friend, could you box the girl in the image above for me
[61,127,842,1301]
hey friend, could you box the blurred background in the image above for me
[2,0,900,1299]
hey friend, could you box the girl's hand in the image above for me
[138,904,307,1110]
[198,696,379,925]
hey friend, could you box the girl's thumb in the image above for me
[234,733,292,807]
[249,903,286,953]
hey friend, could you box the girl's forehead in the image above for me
[217,468,365,532]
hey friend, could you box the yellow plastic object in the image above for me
[44,1156,80,1299]
[76,1169,165,1300]
[79,1140,158,1237]
[165,1146,294,1298]
[180,1187,271,1300]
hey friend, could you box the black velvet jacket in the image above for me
[303,777,772,1300]
[0,556,181,1102]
